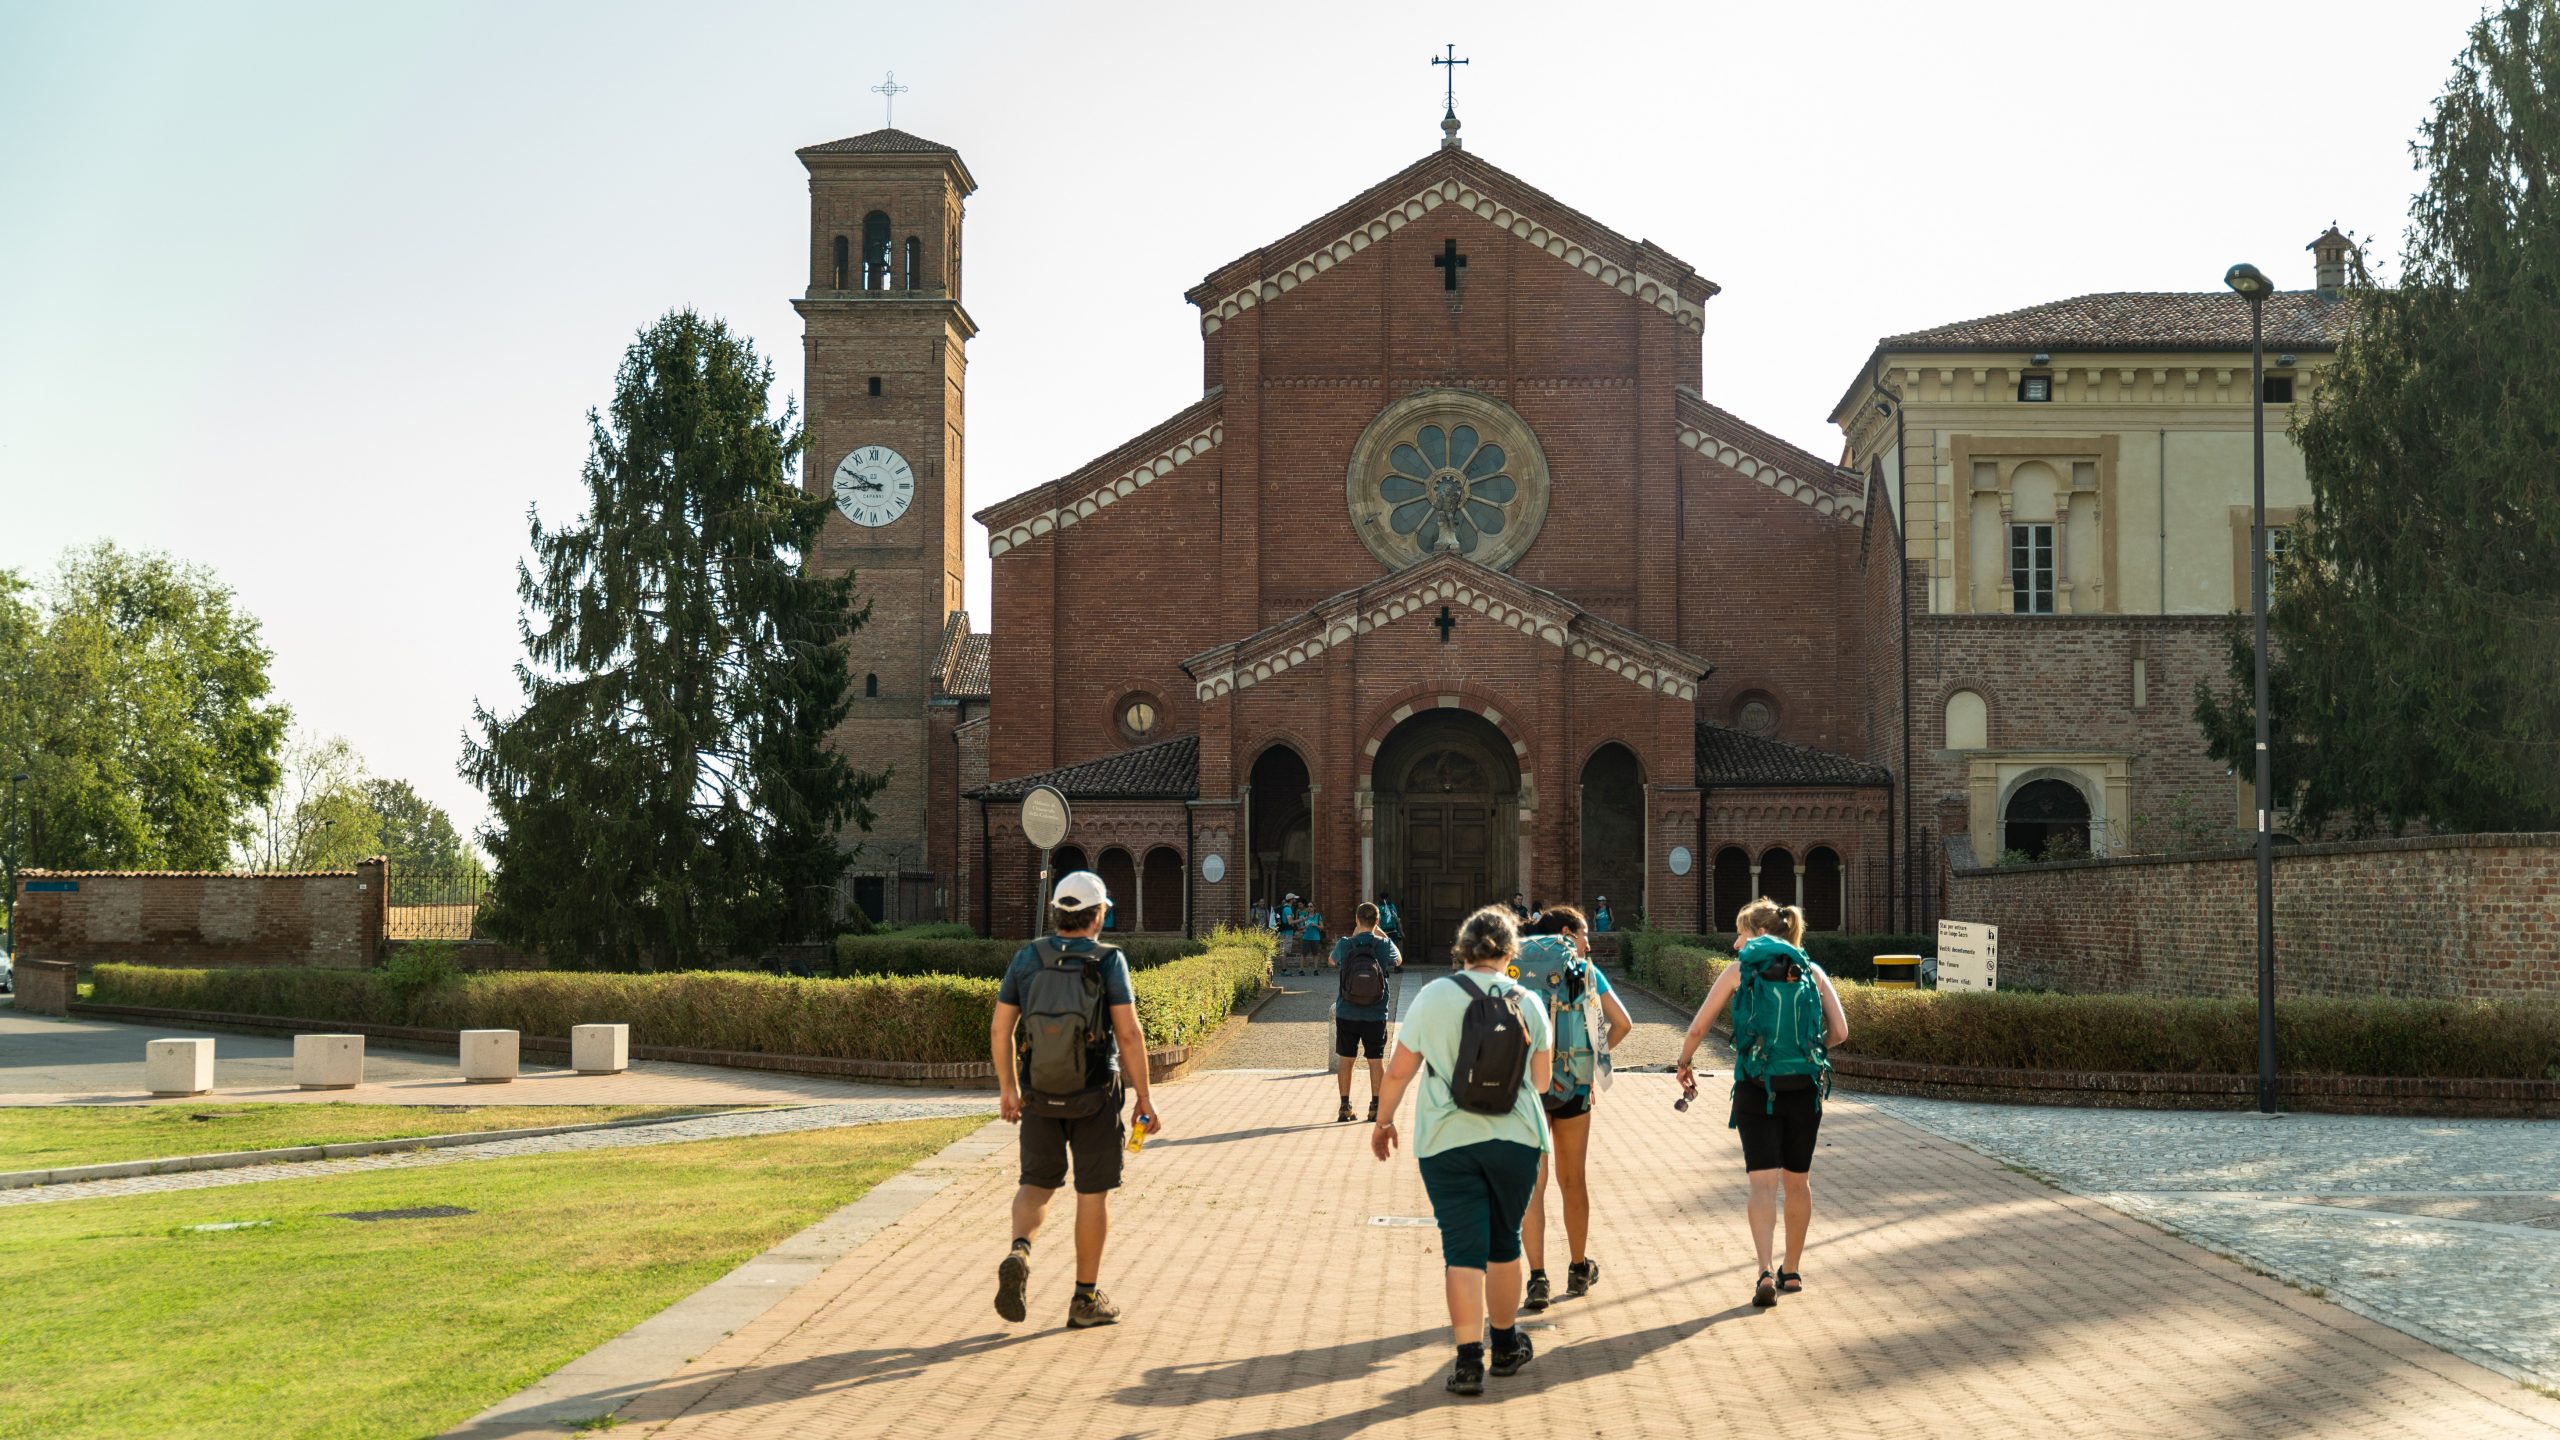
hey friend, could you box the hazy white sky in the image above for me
[0,0,2485,842]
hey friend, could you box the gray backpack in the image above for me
[1018,939,1116,1118]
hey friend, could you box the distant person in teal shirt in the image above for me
[1327,902,1403,1123]
[1591,898,1613,933]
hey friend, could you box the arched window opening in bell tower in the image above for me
[831,235,849,290]
[864,673,879,698]
[903,236,922,291]
[861,211,892,291]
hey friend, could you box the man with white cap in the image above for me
[989,870,1161,1329]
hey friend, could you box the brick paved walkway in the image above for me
[598,1068,2560,1439]
[1209,964,1696,1074]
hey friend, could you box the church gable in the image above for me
[1675,389,1868,526]
[1183,150,1719,339]
[975,394,1224,555]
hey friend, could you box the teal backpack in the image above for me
[1728,935,1830,1117]
[1513,934,1597,1099]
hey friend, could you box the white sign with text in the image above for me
[1936,920,1999,991]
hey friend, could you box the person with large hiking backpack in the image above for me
[1327,902,1404,1122]
[988,871,1163,1330]
[1672,898,1848,1309]
[1370,905,1554,1396]
[1512,906,1634,1312]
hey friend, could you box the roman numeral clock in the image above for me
[832,445,915,528]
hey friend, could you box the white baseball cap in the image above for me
[1052,871,1110,912]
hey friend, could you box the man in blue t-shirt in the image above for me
[1327,902,1403,1123]
[1592,897,1614,933]
[989,871,1162,1331]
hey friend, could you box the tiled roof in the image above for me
[798,128,957,156]
[1695,724,1891,788]
[1881,291,2351,352]
[945,634,990,698]
[971,734,1199,802]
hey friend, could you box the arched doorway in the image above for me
[1141,846,1183,933]
[1805,846,1843,931]
[1758,847,1797,905]
[2004,777,2092,860]
[1374,709,1520,958]
[1711,846,1754,932]
[1096,848,1137,931]
[1248,744,1311,918]
[1578,743,1645,923]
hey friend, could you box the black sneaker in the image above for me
[1567,1258,1600,1298]
[994,1249,1029,1323]
[1366,1097,1379,1123]
[1336,1098,1355,1123]
[1446,1354,1486,1395]
[1523,1272,1552,1311]
[1490,1331,1535,1377]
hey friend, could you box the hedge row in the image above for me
[1617,943,2560,1080]
[89,926,1277,1068]
[828,933,1205,978]
[1620,931,1932,984]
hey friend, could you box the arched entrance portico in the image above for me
[1373,709,1520,957]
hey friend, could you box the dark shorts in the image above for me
[1731,1079,1821,1173]
[1334,1017,1387,1059]
[1542,1089,1592,1122]
[1020,1089,1126,1194]
[1416,1139,1542,1269]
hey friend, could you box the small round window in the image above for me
[1119,697,1159,741]
[1735,696,1778,738]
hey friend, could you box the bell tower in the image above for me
[794,129,977,921]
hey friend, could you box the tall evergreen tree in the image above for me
[2198,1,2560,834]
[465,311,880,968]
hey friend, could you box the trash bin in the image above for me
[1872,954,1921,989]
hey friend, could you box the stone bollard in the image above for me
[145,1038,216,1096]
[571,1024,630,1075]
[294,1033,365,1090]
[459,1029,519,1083]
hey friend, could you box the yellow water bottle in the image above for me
[1126,1110,1154,1154]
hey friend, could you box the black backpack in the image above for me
[1338,934,1389,1008]
[1442,973,1532,1115]
[1016,938,1116,1119]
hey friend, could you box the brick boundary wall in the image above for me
[15,860,389,973]
[1945,832,2560,999]
[11,958,76,1016]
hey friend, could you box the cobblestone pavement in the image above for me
[594,1067,2560,1440]
[1,1010,962,1107]
[0,1097,994,1208]
[1861,1095,2560,1389]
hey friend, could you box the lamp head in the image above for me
[6,771,26,783]
[2224,262,2274,301]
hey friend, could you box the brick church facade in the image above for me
[797,121,1910,944]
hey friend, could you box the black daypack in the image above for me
[1339,934,1389,1008]
[1443,973,1532,1115]
[1017,938,1117,1119]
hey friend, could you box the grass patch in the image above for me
[0,1105,716,1173]
[0,1116,985,1440]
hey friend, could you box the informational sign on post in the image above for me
[1936,920,1999,991]
[1020,785,1072,852]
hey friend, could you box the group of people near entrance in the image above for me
[989,872,1847,1397]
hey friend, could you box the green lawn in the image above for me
[0,1104,721,1172]
[0,1116,987,1439]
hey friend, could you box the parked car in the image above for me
[0,948,13,993]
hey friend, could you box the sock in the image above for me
[1530,1268,1548,1283]
[1010,1238,1031,1256]
[1491,1326,1519,1352]
[1457,1341,1485,1366]
[1074,1281,1097,1299]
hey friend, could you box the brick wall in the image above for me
[1945,832,2560,999]
[11,957,75,1014]
[13,859,387,972]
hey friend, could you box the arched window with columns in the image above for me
[1805,847,1844,931]
[1142,846,1183,933]
[1097,849,1137,932]
[1712,846,1754,932]
[1757,847,1797,906]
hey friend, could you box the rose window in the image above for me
[1380,425,1520,557]
[1344,388,1551,573]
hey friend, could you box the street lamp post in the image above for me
[2224,261,2279,1116]
[4,770,29,961]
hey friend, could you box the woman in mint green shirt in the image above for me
[1371,906,1553,1396]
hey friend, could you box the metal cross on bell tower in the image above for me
[871,70,910,128]
[1432,44,1468,149]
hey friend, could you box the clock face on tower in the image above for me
[832,446,915,528]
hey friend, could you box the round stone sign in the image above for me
[1667,844,1693,877]
[1201,853,1226,884]
[1020,785,1072,852]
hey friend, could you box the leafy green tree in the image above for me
[0,544,288,870]
[464,310,880,969]
[363,778,485,899]
[240,733,379,871]
[2198,2,2560,834]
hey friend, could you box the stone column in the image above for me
[2054,493,2075,614]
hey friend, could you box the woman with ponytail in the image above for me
[1672,897,1848,1308]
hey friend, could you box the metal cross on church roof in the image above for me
[871,70,909,128]
[1432,44,1467,148]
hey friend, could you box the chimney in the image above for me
[2308,224,2352,299]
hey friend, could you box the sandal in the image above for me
[1752,1270,1778,1308]
[1777,1268,1803,1294]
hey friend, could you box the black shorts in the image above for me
[1334,1017,1387,1059]
[1020,1089,1126,1194]
[1543,1090,1592,1122]
[1731,1079,1821,1173]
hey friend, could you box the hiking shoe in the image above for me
[1067,1288,1121,1329]
[1337,1098,1355,1123]
[994,1250,1029,1323]
[1366,1097,1380,1123]
[1490,1332,1535,1378]
[1523,1272,1552,1311]
[1567,1258,1600,1298]
[1446,1354,1486,1395]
